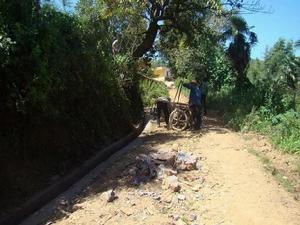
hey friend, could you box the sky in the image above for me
[243,0,300,59]
[66,0,300,59]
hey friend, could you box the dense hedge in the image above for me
[0,4,142,212]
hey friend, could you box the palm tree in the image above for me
[223,16,258,88]
[295,39,300,48]
[33,0,41,15]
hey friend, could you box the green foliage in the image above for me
[0,2,143,209]
[247,39,299,113]
[224,15,257,87]
[174,77,191,97]
[244,109,300,154]
[161,31,235,92]
[210,38,300,154]
[140,80,168,106]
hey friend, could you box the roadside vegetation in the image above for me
[0,1,143,213]
[209,39,300,154]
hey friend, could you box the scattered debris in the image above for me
[158,164,178,177]
[189,214,197,222]
[196,162,202,170]
[151,151,177,166]
[138,191,161,200]
[161,192,173,203]
[128,150,200,186]
[151,192,161,200]
[172,214,180,221]
[101,189,117,202]
[130,154,157,185]
[163,175,181,192]
[175,152,198,171]
[177,194,186,201]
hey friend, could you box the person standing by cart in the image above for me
[183,80,202,130]
[155,96,171,128]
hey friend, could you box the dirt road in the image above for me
[21,86,300,225]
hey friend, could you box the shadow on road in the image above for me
[41,110,229,224]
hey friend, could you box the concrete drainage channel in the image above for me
[0,119,146,225]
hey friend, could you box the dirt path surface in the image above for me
[21,86,300,225]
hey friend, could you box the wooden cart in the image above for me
[169,82,191,131]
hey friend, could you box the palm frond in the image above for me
[249,32,258,46]
[295,39,300,48]
[230,16,248,34]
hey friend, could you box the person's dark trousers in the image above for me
[190,104,202,130]
[202,94,207,115]
[156,101,170,127]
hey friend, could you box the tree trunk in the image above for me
[236,74,252,90]
[132,21,160,58]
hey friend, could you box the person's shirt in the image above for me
[201,81,208,95]
[183,82,202,106]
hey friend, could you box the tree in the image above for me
[85,0,262,59]
[224,15,257,87]
[249,39,300,111]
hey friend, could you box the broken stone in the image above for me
[161,192,173,203]
[175,152,198,171]
[189,214,197,222]
[120,207,133,216]
[151,192,161,200]
[196,162,202,170]
[131,154,157,185]
[173,214,180,221]
[163,175,181,192]
[194,194,202,200]
[177,194,186,201]
[158,164,178,178]
[150,151,176,166]
[101,190,117,202]
[138,190,149,196]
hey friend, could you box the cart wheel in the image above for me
[169,108,189,131]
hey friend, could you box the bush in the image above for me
[244,109,300,154]
[140,79,169,106]
[0,4,143,211]
[209,84,300,154]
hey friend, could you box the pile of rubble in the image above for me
[101,149,200,203]
[127,149,200,191]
